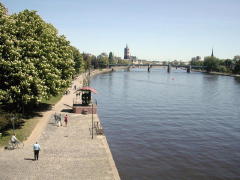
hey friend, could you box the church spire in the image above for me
[211,48,214,57]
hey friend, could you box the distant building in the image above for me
[115,56,122,61]
[191,56,201,61]
[100,52,108,57]
[196,56,201,61]
[124,44,130,59]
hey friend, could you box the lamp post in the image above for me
[10,114,16,134]
[91,98,97,139]
[92,102,93,139]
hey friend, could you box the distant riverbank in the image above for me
[192,69,240,77]
[208,71,240,77]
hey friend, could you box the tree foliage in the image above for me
[233,55,240,74]
[203,56,220,72]
[0,4,80,111]
[108,52,114,64]
[190,59,203,66]
[71,46,84,74]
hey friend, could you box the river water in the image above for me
[90,68,240,180]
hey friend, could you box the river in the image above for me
[90,68,240,180]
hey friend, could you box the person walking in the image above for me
[64,114,68,127]
[33,142,41,160]
[58,114,62,127]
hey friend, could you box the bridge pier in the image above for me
[167,64,171,73]
[147,64,152,72]
[187,65,191,73]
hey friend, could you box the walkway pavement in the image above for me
[0,71,120,180]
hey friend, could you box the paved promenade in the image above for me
[0,71,120,180]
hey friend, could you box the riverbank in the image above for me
[208,71,240,77]
[191,69,240,77]
[0,68,120,179]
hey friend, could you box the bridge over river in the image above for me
[109,64,206,73]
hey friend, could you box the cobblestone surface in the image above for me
[0,73,120,180]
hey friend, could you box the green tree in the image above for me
[12,10,74,98]
[0,7,75,111]
[82,53,92,70]
[0,5,45,109]
[108,52,114,65]
[98,55,109,68]
[190,59,203,66]
[223,59,233,69]
[233,55,240,74]
[203,56,220,72]
[70,46,84,74]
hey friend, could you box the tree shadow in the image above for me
[0,102,52,137]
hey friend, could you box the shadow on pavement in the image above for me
[64,104,72,108]
[24,158,35,161]
[61,109,72,113]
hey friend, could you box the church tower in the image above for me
[124,44,130,59]
[211,48,214,57]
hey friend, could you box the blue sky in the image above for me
[1,0,240,61]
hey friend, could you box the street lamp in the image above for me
[91,98,97,140]
[10,114,16,134]
[92,102,93,139]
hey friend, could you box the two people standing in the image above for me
[54,113,68,127]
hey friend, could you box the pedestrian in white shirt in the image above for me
[33,142,41,160]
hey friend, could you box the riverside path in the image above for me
[0,72,120,180]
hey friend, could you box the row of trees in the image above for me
[82,52,130,69]
[0,3,85,112]
[191,56,240,73]
[0,3,129,114]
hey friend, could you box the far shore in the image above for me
[191,69,240,78]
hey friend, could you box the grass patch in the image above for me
[0,91,65,148]
[0,116,40,147]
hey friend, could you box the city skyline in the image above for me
[2,0,240,61]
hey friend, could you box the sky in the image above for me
[1,0,240,61]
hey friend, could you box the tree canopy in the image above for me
[0,4,81,111]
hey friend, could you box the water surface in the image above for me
[90,68,240,180]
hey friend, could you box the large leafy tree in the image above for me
[0,5,76,111]
[0,4,44,108]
